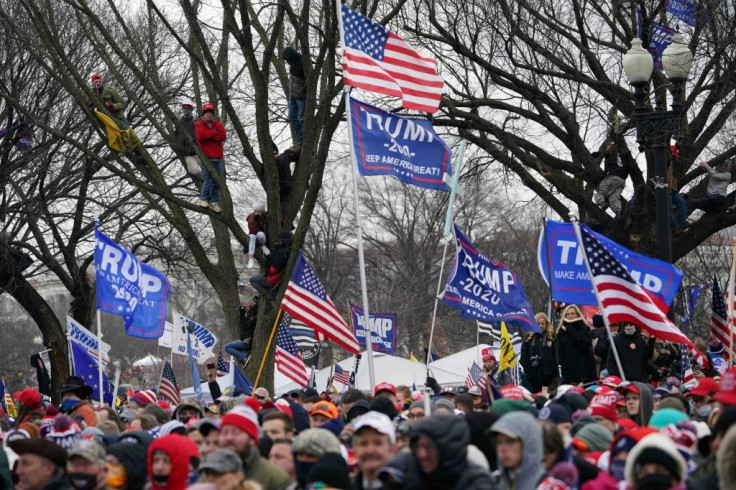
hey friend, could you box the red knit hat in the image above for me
[220,406,259,444]
[482,347,496,363]
[589,392,619,422]
[13,388,42,408]
[91,73,102,81]
[129,390,157,407]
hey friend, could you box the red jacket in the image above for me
[147,434,199,490]
[194,119,226,158]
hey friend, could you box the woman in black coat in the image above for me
[556,305,597,384]
[521,312,558,393]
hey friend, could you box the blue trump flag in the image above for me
[70,341,113,405]
[95,223,171,338]
[348,302,396,354]
[537,220,683,308]
[348,96,452,191]
[187,331,204,403]
[441,224,539,332]
[666,0,698,26]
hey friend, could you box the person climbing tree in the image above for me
[195,103,227,213]
[91,73,129,128]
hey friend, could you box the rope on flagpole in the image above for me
[253,309,283,394]
[569,214,627,382]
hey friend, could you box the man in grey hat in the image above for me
[690,160,732,213]
[291,428,342,489]
[9,438,70,490]
[197,449,245,488]
[66,439,108,490]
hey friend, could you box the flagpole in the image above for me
[476,321,480,365]
[569,214,627,382]
[426,141,466,367]
[542,218,555,319]
[728,239,736,368]
[112,360,121,408]
[253,309,283,394]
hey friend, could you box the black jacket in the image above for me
[520,333,557,390]
[592,145,628,180]
[174,114,196,156]
[283,47,306,98]
[557,319,596,384]
[605,330,653,382]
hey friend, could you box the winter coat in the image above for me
[276,150,298,199]
[0,445,11,490]
[396,414,493,490]
[520,332,557,390]
[592,145,628,180]
[246,212,266,235]
[241,447,291,490]
[266,239,291,285]
[107,440,150,490]
[238,304,257,341]
[147,434,199,490]
[605,330,652,382]
[94,84,127,120]
[283,47,307,98]
[704,162,731,196]
[174,114,196,156]
[194,119,227,159]
[69,399,97,428]
[593,328,611,372]
[490,412,547,490]
[557,319,596,384]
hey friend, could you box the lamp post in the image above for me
[622,35,693,263]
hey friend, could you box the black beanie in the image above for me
[370,397,398,419]
[634,447,681,480]
[307,453,351,489]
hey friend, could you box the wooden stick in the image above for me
[252,309,283,395]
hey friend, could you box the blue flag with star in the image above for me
[442,224,538,332]
[70,341,113,405]
[94,223,171,339]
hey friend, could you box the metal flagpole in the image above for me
[337,3,375,392]
[96,309,104,404]
[569,214,627,382]
[476,320,480,364]
[426,141,466,366]
[112,361,121,408]
[728,239,736,368]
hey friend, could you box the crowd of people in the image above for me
[2,327,736,490]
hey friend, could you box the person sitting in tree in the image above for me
[91,73,129,128]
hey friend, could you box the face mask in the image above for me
[61,399,78,412]
[153,475,170,487]
[635,473,673,490]
[106,463,128,488]
[609,459,626,481]
[295,461,316,486]
[68,473,98,490]
[624,327,636,336]
[697,404,712,418]
[182,108,193,116]
[179,415,192,424]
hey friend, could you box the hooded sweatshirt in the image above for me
[704,161,731,196]
[147,434,200,490]
[490,411,547,490]
[402,414,493,490]
[629,382,654,426]
[107,441,149,490]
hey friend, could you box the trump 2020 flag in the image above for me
[339,4,443,113]
[349,97,451,191]
[70,341,113,405]
[442,224,538,332]
[95,223,170,338]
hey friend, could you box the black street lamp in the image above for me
[622,35,694,263]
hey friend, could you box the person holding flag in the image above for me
[556,305,597,384]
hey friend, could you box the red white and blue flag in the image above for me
[465,361,482,388]
[216,352,230,378]
[281,251,359,353]
[158,361,180,405]
[275,322,309,386]
[710,278,733,360]
[340,4,443,113]
[333,364,352,386]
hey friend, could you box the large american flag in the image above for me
[333,364,351,386]
[217,352,230,378]
[710,278,733,360]
[465,361,482,387]
[281,251,359,353]
[340,4,443,113]
[275,322,309,386]
[158,361,181,405]
[580,225,695,350]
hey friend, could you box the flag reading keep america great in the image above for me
[340,4,443,113]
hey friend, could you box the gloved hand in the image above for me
[425,376,441,394]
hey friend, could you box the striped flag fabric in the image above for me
[216,352,230,378]
[477,321,523,355]
[333,364,351,386]
[681,343,695,385]
[339,4,443,113]
[289,316,318,348]
[579,225,696,350]
[275,321,309,386]
[465,361,482,388]
[281,251,359,353]
[158,361,181,405]
[710,278,733,360]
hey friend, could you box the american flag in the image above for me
[710,278,733,360]
[340,4,443,113]
[158,361,180,405]
[681,343,694,384]
[275,322,309,386]
[281,251,359,353]
[217,352,230,378]
[333,364,351,386]
[579,225,695,350]
[465,361,482,387]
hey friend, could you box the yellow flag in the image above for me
[409,353,419,362]
[94,111,141,153]
[4,392,17,417]
[498,322,517,372]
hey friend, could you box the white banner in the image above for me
[66,316,111,367]
[171,312,218,365]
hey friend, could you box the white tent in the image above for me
[275,351,466,395]
[132,354,162,367]
[427,344,493,378]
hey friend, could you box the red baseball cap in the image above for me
[374,382,396,396]
[686,377,719,398]
[589,392,619,422]
[13,388,42,408]
[601,375,622,388]
[617,382,640,395]
[713,368,736,406]
[91,73,102,81]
